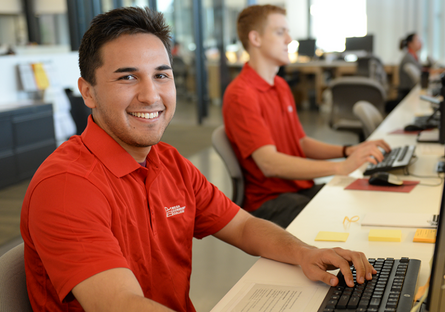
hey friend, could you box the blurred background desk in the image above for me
[211,86,443,311]
[213,60,399,107]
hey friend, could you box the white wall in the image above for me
[0,1,22,14]
[367,0,424,64]
[285,0,308,40]
[34,0,67,14]
[0,52,80,106]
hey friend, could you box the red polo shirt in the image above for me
[20,116,239,312]
[223,63,314,211]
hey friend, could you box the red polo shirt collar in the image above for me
[81,115,158,178]
[242,62,281,92]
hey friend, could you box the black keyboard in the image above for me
[363,145,415,176]
[318,257,421,312]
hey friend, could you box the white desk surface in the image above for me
[211,86,444,312]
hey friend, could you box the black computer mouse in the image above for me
[404,124,425,132]
[368,172,403,186]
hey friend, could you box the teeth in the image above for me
[130,112,159,119]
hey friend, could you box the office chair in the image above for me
[64,88,90,135]
[0,242,33,312]
[211,125,244,207]
[329,76,386,142]
[353,100,384,139]
[403,63,421,85]
[172,56,188,95]
[356,55,388,92]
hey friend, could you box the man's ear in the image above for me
[78,77,96,109]
[248,30,262,48]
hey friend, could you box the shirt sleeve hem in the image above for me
[58,259,130,303]
[194,205,241,239]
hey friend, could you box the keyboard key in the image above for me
[337,295,350,309]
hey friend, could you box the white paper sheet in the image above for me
[226,284,317,312]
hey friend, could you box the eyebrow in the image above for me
[113,65,172,73]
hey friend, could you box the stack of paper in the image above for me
[361,213,438,228]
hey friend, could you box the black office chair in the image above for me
[356,55,388,92]
[172,56,188,95]
[64,89,90,135]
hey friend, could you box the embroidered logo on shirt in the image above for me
[288,105,293,113]
[164,205,186,217]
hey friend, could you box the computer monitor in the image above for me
[345,35,373,53]
[297,39,316,58]
[426,181,445,311]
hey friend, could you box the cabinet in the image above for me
[0,102,56,189]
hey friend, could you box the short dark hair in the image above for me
[399,33,416,50]
[237,4,286,51]
[79,6,172,85]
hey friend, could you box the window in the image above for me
[310,0,367,53]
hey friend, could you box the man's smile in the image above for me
[129,111,161,119]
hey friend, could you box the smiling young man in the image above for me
[21,6,376,312]
[223,5,391,228]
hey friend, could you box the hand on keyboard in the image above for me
[345,140,391,158]
[337,141,390,175]
[299,247,377,288]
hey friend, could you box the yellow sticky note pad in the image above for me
[413,229,436,243]
[315,231,349,242]
[368,229,402,242]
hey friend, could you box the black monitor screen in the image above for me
[298,39,316,57]
[345,35,373,53]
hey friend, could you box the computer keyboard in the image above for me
[318,257,421,312]
[363,145,415,176]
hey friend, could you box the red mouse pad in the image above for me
[345,178,419,193]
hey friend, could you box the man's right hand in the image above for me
[337,141,388,175]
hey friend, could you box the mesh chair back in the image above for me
[356,55,388,91]
[329,76,386,125]
[211,125,244,206]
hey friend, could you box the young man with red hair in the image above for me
[223,4,390,228]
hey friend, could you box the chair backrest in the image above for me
[353,100,384,139]
[211,125,244,207]
[403,62,421,85]
[0,242,33,312]
[357,55,388,90]
[64,88,90,135]
[329,76,386,127]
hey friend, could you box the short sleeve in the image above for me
[223,86,276,159]
[178,158,240,239]
[28,174,129,302]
